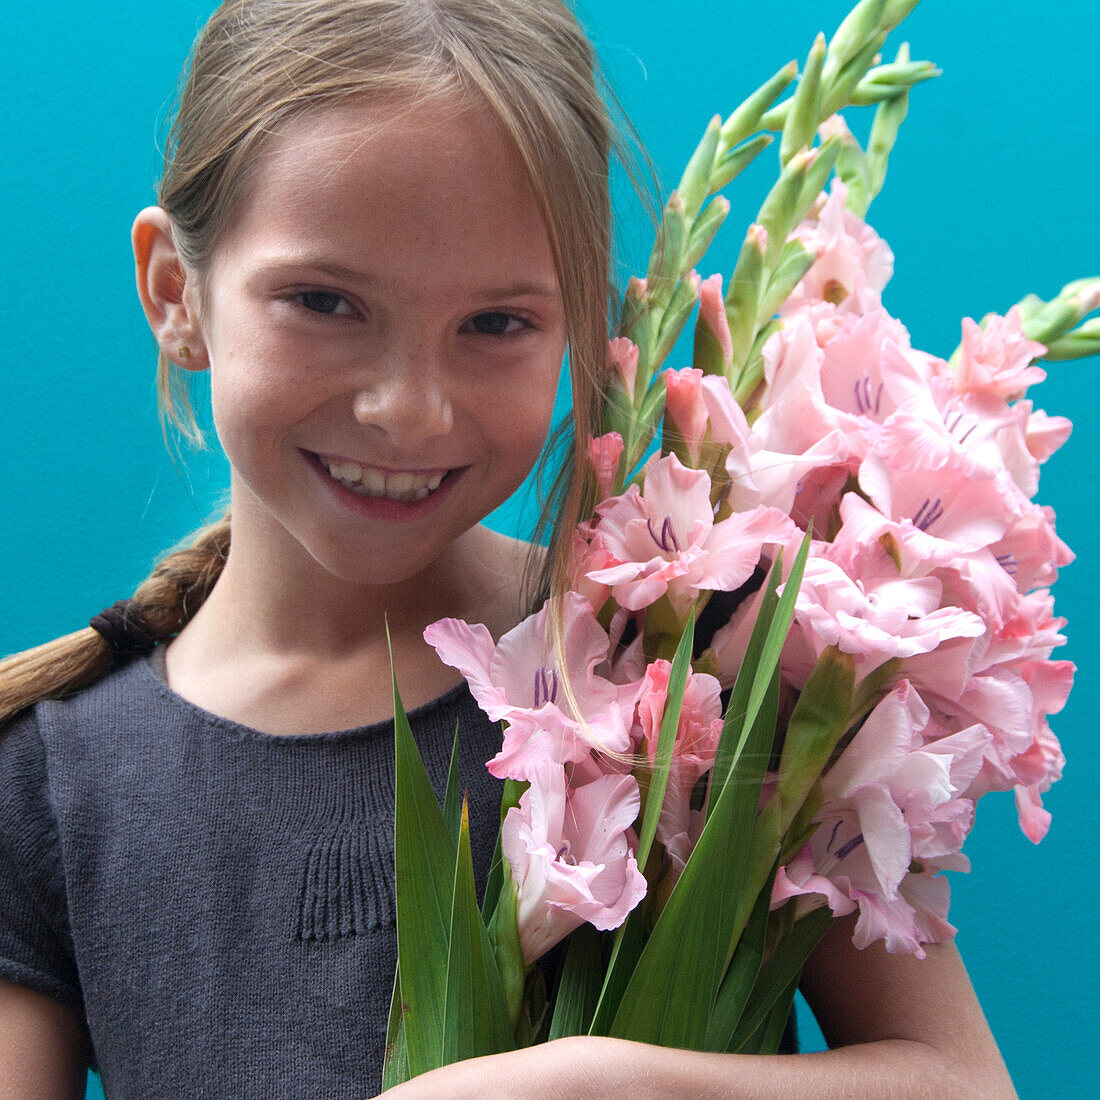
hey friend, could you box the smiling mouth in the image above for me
[315,454,453,502]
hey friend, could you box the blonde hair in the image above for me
[1,0,624,724]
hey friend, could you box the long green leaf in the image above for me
[728,907,832,1052]
[776,646,856,834]
[606,645,781,1048]
[635,613,695,872]
[486,849,526,1028]
[703,871,773,1051]
[758,976,800,1055]
[707,558,781,811]
[380,964,410,1092]
[443,721,462,848]
[548,922,603,1040]
[391,661,458,1077]
[585,616,694,1035]
[586,902,646,1036]
[442,800,514,1064]
[482,774,526,922]
[710,531,812,812]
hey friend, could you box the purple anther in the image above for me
[854,376,885,417]
[912,497,944,532]
[533,665,559,708]
[958,422,978,445]
[826,820,844,853]
[647,514,681,553]
[555,841,576,866]
[834,833,865,861]
[995,553,1019,576]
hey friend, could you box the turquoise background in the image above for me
[0,2,1094,1096]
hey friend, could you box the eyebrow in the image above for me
[263,256,560,301]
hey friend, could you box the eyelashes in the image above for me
[461,311,531,336]
[291,291,534,337]
[295,290,356,317]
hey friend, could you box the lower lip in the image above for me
[306,452,463,522]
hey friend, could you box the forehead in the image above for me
[214,95,558,295]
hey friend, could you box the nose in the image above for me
[351,353,454,444]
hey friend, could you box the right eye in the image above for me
[295,290,356,316]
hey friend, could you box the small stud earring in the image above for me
[178,345,190,361]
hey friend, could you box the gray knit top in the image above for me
[0,652,505,1098]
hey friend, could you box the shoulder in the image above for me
[2,656,180,831]
[15,656,160,761]
[0,708,82,1012]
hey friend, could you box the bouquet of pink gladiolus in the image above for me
[382,0,1098,1086]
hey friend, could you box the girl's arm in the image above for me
[0,980,88,1100]
[379,917,1016,1099]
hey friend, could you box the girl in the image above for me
[0,1,1018,1096]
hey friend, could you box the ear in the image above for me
[132,206,210,371]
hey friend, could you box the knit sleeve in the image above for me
[0,708,84,1014]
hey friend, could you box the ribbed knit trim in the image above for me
[296,828,397,939]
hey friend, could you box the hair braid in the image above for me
[0,513,231,726]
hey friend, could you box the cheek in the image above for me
[206,354,306,468]
[503,359,562,450]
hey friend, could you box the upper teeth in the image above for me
[324,459,446,501]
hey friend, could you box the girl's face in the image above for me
[192,96,565,588]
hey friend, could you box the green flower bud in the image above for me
[795,136,841,222]
[758,239,817,319]
[1042,319,1100,361]
[709,134,773,194]
[881,0,922,33]
[864,43,915,200]
[820,31,888,119]
[823,0,888,85]
[850,57,940,105]
[653,273,702,368]
[685,195,731,271]
[678,115,722,217]
[781,33,827,167]
[646,192,690,310]
[725,224,768,372]
[757,148,814,270]
[720,60,798,151]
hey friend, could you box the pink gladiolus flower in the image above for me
[636,658,723,777]
[502,761,647,964]
[1025,407,1073,464]
[608,336,640,402]
[954,308,1047,400]
[569,522,616,614]
[783,177,894,312]
[424,593,635,781]
[859,415,1025,553]
[588,432,624,499]
[697,272,733,367]
[664,368,709,465]
[697,375,765,511]
[785,554,985,684]
[989,503,1074,594]
[634,658,723,877]
[587,454,796,614]
[773,682,988,957]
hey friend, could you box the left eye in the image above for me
[295,290,355,316]
[464,312,526,336]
